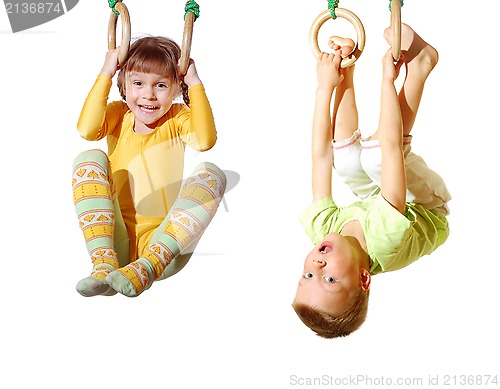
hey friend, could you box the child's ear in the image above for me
[118,71,127,100]
[360,269,371,291]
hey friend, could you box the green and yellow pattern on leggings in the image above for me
[106,162,226,296]
[73,150,119,296]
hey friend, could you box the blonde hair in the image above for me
[292,289,369,338]
[117,36,190,105]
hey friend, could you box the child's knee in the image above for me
[73,149,110,170]
[193,162,227,192]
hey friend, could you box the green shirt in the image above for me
[298,195,450,275]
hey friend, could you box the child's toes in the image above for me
[329,36,355,57]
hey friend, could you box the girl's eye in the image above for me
[157,83,169,88]
[132,81,142,86]
[303,272,313,279]
[324,276,336,284]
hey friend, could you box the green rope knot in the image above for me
[328,0,340,19]
[184,0,200,21]
[108,0,121,15]
[389,0,404,12]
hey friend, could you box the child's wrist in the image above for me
[185,77,202,88]
[381,77,396,85]
[100,67,115,78]
[316,85,335,96]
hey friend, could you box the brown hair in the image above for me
[117,36,190,105]
[292,289,369,338]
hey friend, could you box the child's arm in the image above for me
[77,49,124,140]
[378,50,406,214]
[178,60,217,151]
[312,53,344,201]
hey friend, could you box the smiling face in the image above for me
[125,72,180,134]
[294,232,371,315]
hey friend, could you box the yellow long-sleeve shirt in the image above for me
[77,74,217,261]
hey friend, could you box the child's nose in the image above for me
[313,259,326,268]
[143,86,156,99]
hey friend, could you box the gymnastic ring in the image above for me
[179,12,195,75]
[108,2,131,66]
[309,8,366,68]
[391,0,402,60]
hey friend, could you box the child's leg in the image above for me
[331,39,358,143]
[386,24,439,136]
[329,44,379,199]
[73,149,119,297]
[392,26,449,211]
[368,24,438,141]
[106,162,226,297]
[360,25,450,211]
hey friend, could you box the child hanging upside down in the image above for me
[293,24,451,337]
[73,36,226,297]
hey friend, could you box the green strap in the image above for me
[328,0,340,19]
[389,0,404,12]
[108,0,121,15]
[184,0,200,21]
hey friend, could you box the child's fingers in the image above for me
[382,49,397,69]
[383,48,393,61]
[177,58,195,75]
[317,52,343,74]
[332,52,343,68]
[104,47,120,65]
[319,51,334,59]
[317,52,331,65]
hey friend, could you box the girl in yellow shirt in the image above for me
[73,36,226,297]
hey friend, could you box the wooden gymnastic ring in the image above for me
[309,8,366,68]
[179,12,195,75]
[108,2,131,66]
[391,0,402,61]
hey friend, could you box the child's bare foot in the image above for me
[329,36,356,58]
[384,24,438,75]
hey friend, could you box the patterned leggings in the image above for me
[72,149,226,294]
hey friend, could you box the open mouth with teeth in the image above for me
[139,105,160,113]
[319,242,333,254]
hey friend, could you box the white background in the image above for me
[1,1,499,388]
